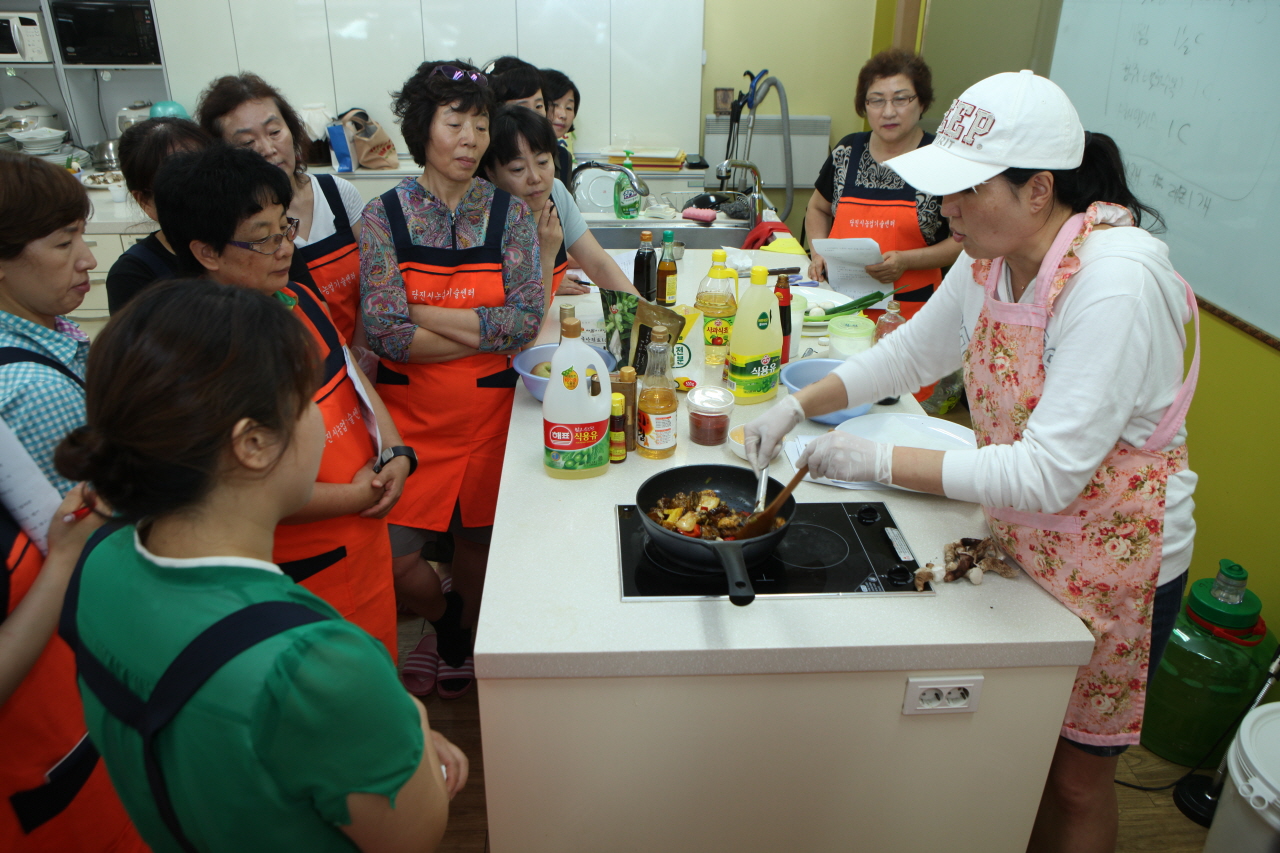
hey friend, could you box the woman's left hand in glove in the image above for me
[797,431,894,484]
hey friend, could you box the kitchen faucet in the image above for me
[716,158,773,225]
[569,161,650,202]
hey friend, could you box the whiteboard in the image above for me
[1051,0,1280,339]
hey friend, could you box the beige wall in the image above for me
[700,0,879,232]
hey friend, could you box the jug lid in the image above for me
[1189,577,1262,628]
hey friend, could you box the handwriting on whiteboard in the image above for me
[1124,161,1213,218]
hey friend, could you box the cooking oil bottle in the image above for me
[543,317,612,478]
[637,325,678,459]
[695,249,736,365]
[725,266,782,404]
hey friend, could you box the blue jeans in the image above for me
[1066,571,1188,757]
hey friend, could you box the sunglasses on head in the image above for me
[432,65,487,87]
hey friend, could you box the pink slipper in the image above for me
[400,633,440,696]
[436,655,475,699]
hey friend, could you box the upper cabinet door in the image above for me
[153,0,240,115]
[327,0,426,156]
[609,0,703,151]
[514,0,611,153]
[422,0,518,70]
[226,0,337,120]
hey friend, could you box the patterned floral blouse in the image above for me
[360,176,542,361]
[814,131,949,246]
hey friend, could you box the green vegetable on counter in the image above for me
[806,283,915,321]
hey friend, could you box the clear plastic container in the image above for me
[828,312,875,358]
[686,385,735,446]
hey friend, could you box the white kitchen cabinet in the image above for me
[226,0,337,122]
[514,0,611,152]
[421,0,518,71]
[151,0,239,116]
[608,0,702,151]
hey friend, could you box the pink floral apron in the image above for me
[963,203,1200,746]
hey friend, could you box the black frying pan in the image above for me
[635,465,797,606]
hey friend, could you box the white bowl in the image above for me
[512,343,617,401]
[726,423,782,462]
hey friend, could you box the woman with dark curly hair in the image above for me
[805,49,961,321]
[197,73,367,343]
[361,59,543,699]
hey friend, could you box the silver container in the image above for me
[92,138,121,170]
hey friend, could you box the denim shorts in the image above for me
[1065,572,1188,757]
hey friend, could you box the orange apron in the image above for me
[273,283,397,661]
[374,188,517,531]
[551,238,567,293]
[1,510,146,852]
[964,204,1199,745]
[294,175,362,344]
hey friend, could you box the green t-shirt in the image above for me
[73,526,422,853]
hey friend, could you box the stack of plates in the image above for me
[12,127,68,155]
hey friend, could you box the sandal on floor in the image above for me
[400,633,440,696]
[436,656,475,699]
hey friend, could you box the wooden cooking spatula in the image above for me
[735,466,808,540]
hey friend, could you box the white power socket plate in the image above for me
[902,675,985,715]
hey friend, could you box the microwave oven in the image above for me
[0,13,51,62]
[52,0,160,65]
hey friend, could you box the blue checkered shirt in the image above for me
[0,311,88,496]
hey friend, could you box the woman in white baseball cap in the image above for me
[746,70,1198,853]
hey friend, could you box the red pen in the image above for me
[63,506,94,523]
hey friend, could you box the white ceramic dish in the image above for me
[798,289,854,335]
[727,423,782,462]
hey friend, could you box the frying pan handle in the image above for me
[716,543,756,606]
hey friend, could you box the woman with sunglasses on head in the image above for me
[56,279,465,853]
[805,49,961,322]
[483,104,638,302]
[750,71,1198,853]
[198,73,368,345]
[105,117,213,313]
[361,60,542,700]
[540,68,579,184]
[153,144,410,663]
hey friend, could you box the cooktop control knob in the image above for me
[856,505,880,525]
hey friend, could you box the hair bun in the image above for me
[54,425,105,484]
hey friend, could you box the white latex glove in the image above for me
[798,431,894,484]
[743,395,806,474]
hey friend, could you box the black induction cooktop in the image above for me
[617,501,934,601]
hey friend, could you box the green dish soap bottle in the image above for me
[1142,560,1278,767]
[613,150,641,219]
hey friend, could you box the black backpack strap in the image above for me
[315,173,350,231]
[75,600,328,853]
[0,347,85,388]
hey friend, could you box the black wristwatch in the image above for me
[373,445,417,476]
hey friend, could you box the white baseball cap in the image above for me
[888,70,1085,196]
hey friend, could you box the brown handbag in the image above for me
[337,108,398,170]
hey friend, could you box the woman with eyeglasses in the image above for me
[152,144,411,664]
[361,60,542,700]
[198,74,368,346]
[805,49,961,322]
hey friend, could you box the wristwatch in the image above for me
[373,445,417,476]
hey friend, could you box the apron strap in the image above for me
[1142,276,1200,452]
[485,189,511,250]
[380,187,413,252]
[0,347,85,388]
[288,284,347,379]
[314,174,349,231]
[8,734,100,834]
[74,600,329,853]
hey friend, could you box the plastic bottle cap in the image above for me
[611,392,625,414]
[640,230,653,242]
[1189,577,1262,628]
[818,336,830,346]
[750,265,768,285]
[886,300,901,312]
[711,249,727,262]
[561,317,582,338]
[1219,559,1248,582]
[662,230,674,242]
[686,385,735,414]
[650,325,669,343]
[620,366,636,382]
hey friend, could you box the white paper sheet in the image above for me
[784,435,893,491]
[0,418,63,553]
[811,238,885,303]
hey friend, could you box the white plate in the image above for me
[836,412,976,452]
[799,289,854,334]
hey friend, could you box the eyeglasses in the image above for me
[432,65,488,87]
[227,218,300,255]
[865,94,918,111]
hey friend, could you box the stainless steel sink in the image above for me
[588,221,750,251]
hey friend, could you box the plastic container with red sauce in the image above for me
[686,385,735,446]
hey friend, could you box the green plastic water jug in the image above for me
[1142,560,1277,767]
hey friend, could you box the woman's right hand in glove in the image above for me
[743,395,806,474]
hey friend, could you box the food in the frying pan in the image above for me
[647,489,784,540]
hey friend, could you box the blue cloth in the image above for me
[0,311,88,496]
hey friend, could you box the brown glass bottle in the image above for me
[633,230,657,302]
[656,229,677,306]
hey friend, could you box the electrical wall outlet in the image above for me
[902,675,984,715]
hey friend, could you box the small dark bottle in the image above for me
[633,230,657,302]
[774,274,792,365]
[609,392,627,463]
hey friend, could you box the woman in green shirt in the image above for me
[56,280,466,853]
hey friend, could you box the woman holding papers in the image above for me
[805,49,960,318]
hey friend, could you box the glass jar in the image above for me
[828,312,875,358]
[686,385,735,446]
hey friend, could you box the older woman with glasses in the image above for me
[361,60,542,700]
[805,49,961,321]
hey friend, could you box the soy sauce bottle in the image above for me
[633,230,657,302]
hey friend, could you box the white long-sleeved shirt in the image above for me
[833,224,1197,584]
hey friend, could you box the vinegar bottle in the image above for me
[636,325,678,459]
[656,229,678,306]
[725,266,783,404]
[543,317,613,479]
[695,249,736,365]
